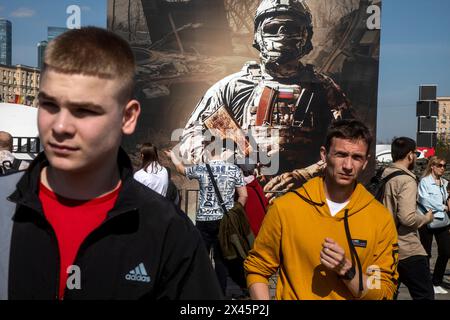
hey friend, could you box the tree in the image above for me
[435,138,450,162]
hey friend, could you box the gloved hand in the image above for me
[263,160,326,201]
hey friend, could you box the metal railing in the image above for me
[12,136,40,154]
[183,189,200,216]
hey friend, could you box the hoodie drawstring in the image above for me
[289,190,325,207]
[344,209,364,292]
[289,190,364,293]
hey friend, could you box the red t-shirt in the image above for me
[39,182,120,299]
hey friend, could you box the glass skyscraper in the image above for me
[37,41,48,70]
[0,19,12,66]
[47,26,68,42]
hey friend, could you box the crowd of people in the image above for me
[1,19,450,301]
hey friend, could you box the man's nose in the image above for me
[52,110,76,137]
[342,157,353,171]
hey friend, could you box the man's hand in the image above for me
[425,209,434,224]
[163,149,177,165]
[263,160,326,201]
[320,238,352,277]
[163,150,173,158]
[164,149,186,175]
[321,238,369,298]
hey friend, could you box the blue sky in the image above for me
[377,0,450,142]
[0,0,106,66]
[1,0,449,143]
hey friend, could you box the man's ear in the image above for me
[362,154,370,171]
[122,99,141,135]
[320,146,327,163]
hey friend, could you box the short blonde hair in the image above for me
[43,27,135,103]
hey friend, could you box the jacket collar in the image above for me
[9,148,140,220]
[424,173,446,187]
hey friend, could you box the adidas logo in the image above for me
[125,263,151,283]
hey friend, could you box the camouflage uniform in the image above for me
[179,0,353,192]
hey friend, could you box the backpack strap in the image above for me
[382,170,414,184]
[0,159,22,176]
[11,158,21,171]
[205,163,229,216]
[382,169,417,229]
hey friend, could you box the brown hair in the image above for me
[422,156,446,178]
[43,26,135,103]
[324,120,372,155]
[139,143,163,174]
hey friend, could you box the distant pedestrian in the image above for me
[418,156,450,294]
[382,137,434,300]
[134,143,169,197]
[165,137,248,295]
[0,131,28,175]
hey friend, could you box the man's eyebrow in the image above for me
[334,150,365,157]
[38,91,104,111]
[66,101,104,112]
[37,91,56,101]
[352,153,365,158]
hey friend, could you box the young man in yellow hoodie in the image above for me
[244,120,399,300]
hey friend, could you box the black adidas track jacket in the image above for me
[0,149,223,300]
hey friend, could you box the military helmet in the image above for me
[254,0,313,31]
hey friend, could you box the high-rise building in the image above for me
[37,41,48,70]
[437,97,450,144]
[0,19,12,66]
[47,26,68,42]
[416,85,438,148]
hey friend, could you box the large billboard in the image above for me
[109,0,381,197]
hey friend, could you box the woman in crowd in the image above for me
[418,156,450,294]
[134,143,169,197]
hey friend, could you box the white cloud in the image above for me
[10,7,35,18]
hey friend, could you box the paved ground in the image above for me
[397,239,450,300]
[225,238,450,300]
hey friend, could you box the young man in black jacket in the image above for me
[0,27,222,300]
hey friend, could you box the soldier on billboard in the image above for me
[178,0,354,197]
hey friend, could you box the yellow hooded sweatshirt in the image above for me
[244,177,399,300]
